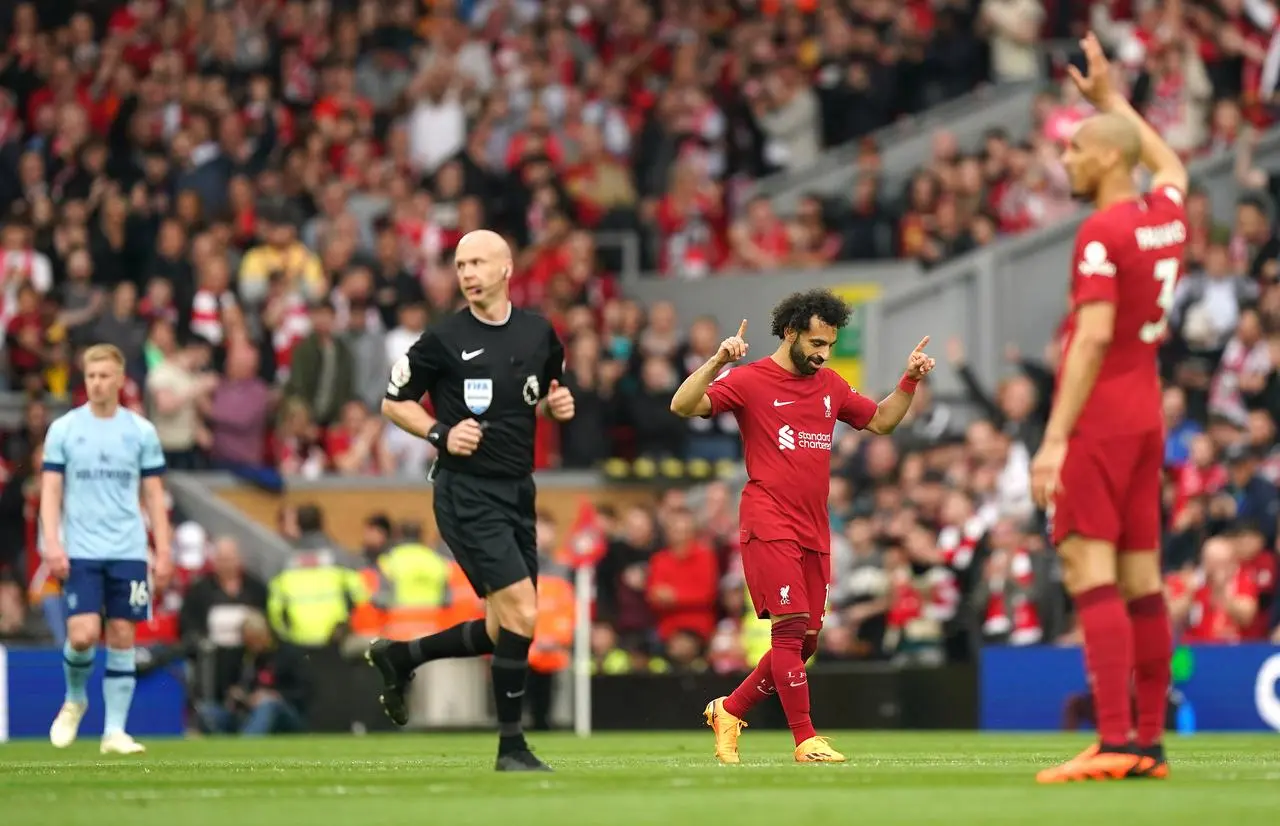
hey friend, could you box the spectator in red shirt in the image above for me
[1170,536,1259,642]
[653,161,724,277]
[1173,434,1228,522]
[563,124,638,229]
[506,105,565,172]
[789,194,842,268]
[6,284,45,391]
[25,54,92,130]
[898,171,939,257]
[272,397,326,478]
[646,506,720,650]
[514,210,574,310]
[313,64,373,134]
[1233,523,1278,639]
[323,400,391,476]
[727,195,792,271]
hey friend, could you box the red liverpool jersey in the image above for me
[705,358,877,553]
[1060,185,1187,438]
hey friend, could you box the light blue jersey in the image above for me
[42,405,166,562]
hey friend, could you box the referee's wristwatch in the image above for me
[427,422,450,452]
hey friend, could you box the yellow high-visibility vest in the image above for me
[267,564,367,647]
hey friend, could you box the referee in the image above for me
[370,229,574,773]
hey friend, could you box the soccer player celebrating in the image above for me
[1029,33,1187,783]
[44,344,173,754]
[671,289,934,763]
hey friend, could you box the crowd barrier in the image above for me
[300,655,980,732]
[981,643,1280,732]
[592,664,977,730]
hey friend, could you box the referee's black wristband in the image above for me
[427,422,450,452]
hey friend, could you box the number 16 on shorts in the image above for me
[63,559,152,621]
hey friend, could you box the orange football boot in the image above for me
[703,697,747,764]
[794,735,846,763]
[1133,744,1170,779]
[1035,744,1152,783]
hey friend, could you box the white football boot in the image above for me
[49,701,87,748]
[100,731,147,755]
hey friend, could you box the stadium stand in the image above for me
[0,0,1278,732]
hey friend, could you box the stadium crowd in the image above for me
[0,0,1279,717]
[818,0,1280,271]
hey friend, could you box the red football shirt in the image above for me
[1240,550,1278,639]
[1179,568,1259,643]
[704,358,877,553]
[1060,185,1187,438]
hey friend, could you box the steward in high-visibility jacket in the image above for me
[438,560,485,627]
[742,584,772,667]
[267,550,369,647]
[529,568,575,675]
[351,514,394,638]
[349,566,390,638]
[377,539,450,641]
[591,648,632,675]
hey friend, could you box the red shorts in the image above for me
[741,536,830,631]
[1051,429,1163,551]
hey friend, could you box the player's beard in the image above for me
[1069,171,1098,203]
[790,340,821,376]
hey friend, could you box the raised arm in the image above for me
[670,319,748,418]
[1069,32,1189,195]
[862,337,936,435]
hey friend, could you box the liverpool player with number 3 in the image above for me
[671,289,935,763]
[1029,34,1187,783]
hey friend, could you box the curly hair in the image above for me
[769,289,853,339]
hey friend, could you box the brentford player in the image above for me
[670,288,935,763]
[1029,34,1188,783]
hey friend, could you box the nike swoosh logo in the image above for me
[773,400,795,407]
[461,349,484,361]
[788,680,807,687]
[506,691,525,699]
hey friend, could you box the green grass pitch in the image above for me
[1,732,1276,826]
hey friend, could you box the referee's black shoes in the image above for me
[495,749,553,772]
[365,639,411,727]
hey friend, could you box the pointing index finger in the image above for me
[736,319,747,339]
[913,335,930,353]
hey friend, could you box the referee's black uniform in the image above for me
[384,305,564,596]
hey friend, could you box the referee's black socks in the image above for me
[492,629,533,755]
[390,619,495,672]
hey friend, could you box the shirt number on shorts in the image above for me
[1138,257,1179,343]
[128,580,150,608]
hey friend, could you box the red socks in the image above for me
[723,632,818,720]
[768,618,816,745]
[722,650,775,719]
[1075,584,1134,746]
[1128,593,1172,747]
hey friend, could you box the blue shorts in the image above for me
[64,559,151,622]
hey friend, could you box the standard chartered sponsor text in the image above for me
[797,431,833,451]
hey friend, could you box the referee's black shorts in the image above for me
[432,468,537,597]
